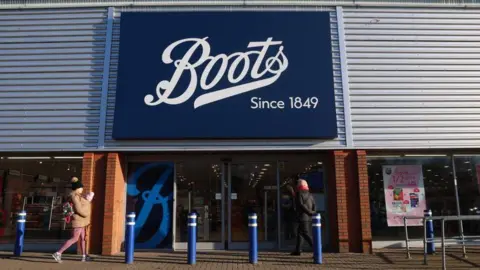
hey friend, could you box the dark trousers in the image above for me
[295,221,313,252]
[285,220,296,240]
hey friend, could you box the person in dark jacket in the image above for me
[282,185,296,240]
[291,179,316,256]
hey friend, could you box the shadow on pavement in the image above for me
[376,252,395,264]
[447,253,480,268]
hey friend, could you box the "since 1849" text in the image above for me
[250,97,319,110]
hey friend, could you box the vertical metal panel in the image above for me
[97,7,115,149]
[344,7,480,148]
[336,6,353,147]
[0,8,107,150]
[104,6,346,151]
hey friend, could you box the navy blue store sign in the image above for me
[113,12,337,139]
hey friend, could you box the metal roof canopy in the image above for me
[2,0,480,10]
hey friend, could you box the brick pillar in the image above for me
[102,153,126,255]
[333,150,373,253]
[334,150,349,252]
[357,150,372,254]
[347,152,362,253]
[81,153,106,255]
[325,155,339,252]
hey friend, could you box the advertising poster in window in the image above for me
[383,165,426,226]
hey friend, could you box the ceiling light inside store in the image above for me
[264,164,271,167]
[7,157,51,160]
[53,156,83,160]
[262,168,267,171]
[444,166,449,168]
[368,155,402,158]
[404,154,447,157]
[317,162,322,165]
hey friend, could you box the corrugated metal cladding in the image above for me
[104,7,346,151]
[343,7,480,148]
[0,8,107,150]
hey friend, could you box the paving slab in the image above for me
[0,249,479,269]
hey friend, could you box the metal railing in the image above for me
[404,215,480,270]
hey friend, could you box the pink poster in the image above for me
[383,165,426,227]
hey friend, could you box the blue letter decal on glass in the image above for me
[127,162,173,249]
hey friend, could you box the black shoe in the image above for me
[291,251,301,256]
[81,255,93,262]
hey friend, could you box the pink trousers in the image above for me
[57,227,86,255]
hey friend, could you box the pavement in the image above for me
[1,249,480,269]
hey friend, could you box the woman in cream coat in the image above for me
[52,177,92,263]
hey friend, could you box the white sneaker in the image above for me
[52,252,62,263]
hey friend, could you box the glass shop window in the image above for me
[0,156,83,245]
[453,156,480,236]
[368,155,459,241]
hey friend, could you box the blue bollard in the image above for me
[188,213,197,265]
[14,211,26,257]
[248,213,258,264]
[425,209,435,254]
[125,212,136,264]
[312,213,322,264]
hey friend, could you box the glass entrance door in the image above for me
[174,161,225,250]
[278,159,329,251]
[227,162,278,249]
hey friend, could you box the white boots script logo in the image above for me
[144,37,289,109]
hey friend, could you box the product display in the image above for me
[23,196,66,231]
